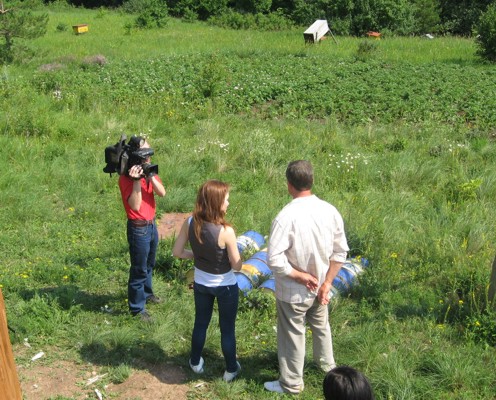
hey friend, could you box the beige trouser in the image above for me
[276,297,336,394]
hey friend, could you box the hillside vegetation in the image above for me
[1,7,496,399]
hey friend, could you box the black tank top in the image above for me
[188,220,231,275]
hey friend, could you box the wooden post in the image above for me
[0,288,22,400]
[489,255,496,307]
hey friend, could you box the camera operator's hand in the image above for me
[128,165,143,180]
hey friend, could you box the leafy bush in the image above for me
[181,7,198,22]
[438,0,491,36]
[465,309,496,346]
[288,0,327,27]
[121,0,146,13]
[208,9,293,31]
[55,22,68,32]
[329,16,352,36]
[164,0,195,18]
[195,53,227,99]
[235,0,273,14]
[476,3,496,62]
[412,0,441,34]
[238,286,275,314]
[132,0,168,29]
[166,0,228,20]
[355,40,379,62]
[197,0,229,20]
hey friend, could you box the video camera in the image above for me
[103,134,158,178]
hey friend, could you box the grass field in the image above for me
[2,5,496,399]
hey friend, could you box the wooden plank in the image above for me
[0,288,23,400]
[489,254,496,307]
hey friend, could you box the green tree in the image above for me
[413,0,440,34]
[164,0,227,20]
[197,0,229,19]
[438,0,491,35]
[234,0,272,14]
[475,2,496,62]
[0,1,48,64]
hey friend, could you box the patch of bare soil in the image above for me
[157,213,191,240]
[17,358,189,400]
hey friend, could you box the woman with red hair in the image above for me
[173,180,242,382]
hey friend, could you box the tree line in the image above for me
[1,0,496,64]
[58,0,493,36]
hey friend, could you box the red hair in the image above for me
[193,180,230,243]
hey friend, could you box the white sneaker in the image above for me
[264,380,284,393]
[223,361,241,382]
[189,357,204,374]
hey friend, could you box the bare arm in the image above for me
[127,164,166,210]
[150,175,166,197]
[318,260,343,305]
[222,226,242,271]
[172,219,194,259]
[127,164,143,211]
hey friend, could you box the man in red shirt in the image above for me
[119,138,166,321]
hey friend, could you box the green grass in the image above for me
[2,6,496,399]
[30,6,479,64]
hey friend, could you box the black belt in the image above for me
[129,219,154,227]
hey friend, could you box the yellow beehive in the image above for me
[72,24,89,35]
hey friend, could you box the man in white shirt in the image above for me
[264,160,349,394]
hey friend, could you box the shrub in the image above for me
[55,22,68,32]
[235,0,273,14]
[197,0,229,20]
[475,3,496,62]
[208,9,293,31]
[413,0,441,34]
[255,9,293,30]
[465,309,496,346]
[195,53,226,99]
[165,0,196,18]
[439,0,490,36]
[167,0,228,20]
[329,17,352,36]
[355,40,379,62]
[181,7,198,22]
[131,0,169,29]
[238,287,275,314]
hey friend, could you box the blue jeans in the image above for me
[191,282,239,372]
[127,220,158,314]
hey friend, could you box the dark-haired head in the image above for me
[286,160,313,191]
[323,366,374,400]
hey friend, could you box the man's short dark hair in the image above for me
[286,160,313,191]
